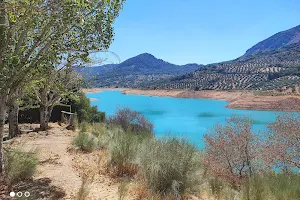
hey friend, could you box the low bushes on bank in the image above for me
[107,107,153,134]
[107,127,150,177]
[71,108,300,200]
[72,124,97,152]
[137,137,202,198]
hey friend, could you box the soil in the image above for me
[1,123,121,200]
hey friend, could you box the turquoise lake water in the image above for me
[86,90,298,148]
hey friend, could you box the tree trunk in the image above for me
[8,99,20,138]
[40,104,48,131]
[40,104,54,131]
[0,0,7,176]
[0,93,8,175]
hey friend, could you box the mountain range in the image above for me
[79,24,300,91]
[78,53,203,88]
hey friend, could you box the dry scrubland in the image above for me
[1,108,300,200]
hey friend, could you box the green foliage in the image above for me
[90,123,106,137]
[80,121,89,133]
[137,137,202,197]
[72,125,97,152]
[4,148,38,186]
[108,127,141,167]
[73,93,106,123]
[90,106,106,123]
[90,123,109,148]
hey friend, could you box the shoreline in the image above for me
[82,88,300,112]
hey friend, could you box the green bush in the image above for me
[107,126,152,176]
[91,123,109,148]
[72,126,96,152]
[90,123,106,137]
[80,121,89,133]
[72,93,106,123]
[4,148,38,186]
[108,127,140,167]
[137,137,202,197]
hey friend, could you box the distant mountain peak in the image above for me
[244,24,300,56]
[137,53,155,57]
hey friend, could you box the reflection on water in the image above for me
[142,110,166,116]
[198,112,219,118]
[87,91,299,148]
[252,119,269,125]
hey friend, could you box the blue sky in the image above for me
[108,0,300,65]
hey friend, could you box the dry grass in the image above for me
[4,148,38,188]
[137,137,203,198]
[76,175,93,200]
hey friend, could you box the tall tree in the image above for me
[32,66,82,130]
[0,0,125,175]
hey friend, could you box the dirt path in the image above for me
[11,123,120,200]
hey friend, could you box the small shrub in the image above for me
[108,128,141,177]
[72,129,96,152]
[108,107,153,134]
[80,122,89,133]
[73,93,106,123]
[73,113,79,130]
[90,107,105,123]
[4,148,38,187]
[91,123,106,137]
[137,137,202,197]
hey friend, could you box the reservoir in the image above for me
[86,90,298,148]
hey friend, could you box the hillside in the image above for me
[82,53,202,88]
[80,25,300,91]
[244,25,300,56]
[150,42,300,91]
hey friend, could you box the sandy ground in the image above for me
[3,123,121,200]
[82,88,300,112]
[1,123,215,200]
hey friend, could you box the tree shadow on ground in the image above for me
[1,178,65,200]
